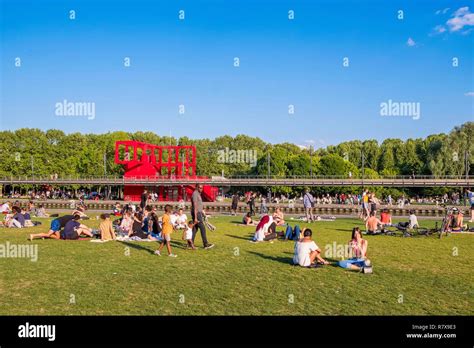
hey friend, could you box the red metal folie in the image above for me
[114,140,217,202]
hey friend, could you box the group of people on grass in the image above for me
[0,200,50,228]
[292,227,372,273]
[28,185,215,258]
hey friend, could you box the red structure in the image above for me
[114,140,218,202]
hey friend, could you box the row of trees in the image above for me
[0,122,472,197]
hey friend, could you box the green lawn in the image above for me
[0,214,472,315]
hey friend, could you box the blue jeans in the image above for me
[338,258,367,269]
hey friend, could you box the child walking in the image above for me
[154,205,177,257]
[183,221,197,250]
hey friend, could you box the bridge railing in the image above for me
[0,174,472,182]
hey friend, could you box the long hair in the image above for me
[351,227,361,240]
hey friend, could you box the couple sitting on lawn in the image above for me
[293,227,372,273]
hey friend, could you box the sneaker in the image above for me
[28,234,33,241]
[168,254,178,258]
[154,250,161,256]
[204,243,215,249]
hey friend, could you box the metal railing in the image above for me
[0,174,471,187]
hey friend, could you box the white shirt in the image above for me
[176,213,187,225]
[0,203,9,213]
[170,214,178,226]
[185,227,193,240]
[293,240,318,267]
[409,214,418,229]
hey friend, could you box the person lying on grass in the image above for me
[99,213,116,241]
[154,204,177,257]
[338,227,372,274]
[29,214,77,240]
[61,214,93,240]
[73,206,89,219]
[293,228,329,268]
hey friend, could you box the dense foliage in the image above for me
[0,122,472,197]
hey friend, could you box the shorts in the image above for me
[338,258,368,269]
[150,232,162,240]
[50,219,61,232]
[162,233,171,242]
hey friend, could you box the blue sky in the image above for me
[1,0,473,147]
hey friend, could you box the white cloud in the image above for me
[447,6,474,32]
[433,25,447,34]
[436,8,450,15]
[406,37,416,46]
[465,92,474,97]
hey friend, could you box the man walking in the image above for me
[191,184,214,249]
[303,188,315,222]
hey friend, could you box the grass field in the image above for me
[0,214,472,315]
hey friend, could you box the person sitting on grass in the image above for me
[243,212,253,225]
[182,221,197,250]
[147,212,162,241]
[118,210,133,236]
[154,204,177,257]
[408,210,419,229]
[252,215,278,242]
[449,208,464,232]
[293,228,329,268]
[6,206,25,228]
[61,214,93,240]
[0,201,11,214]
[29,214,75,240]
[35,204,49,218]
[99,213,116,241]
[380,208,393,228]
[175,208,188,229]
[365,211,382,235]
[113,202,122,216]
[273,208,285,226]
[129,212,148,239]
[338,227,372,274]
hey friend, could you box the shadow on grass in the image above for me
[118,241,156,255]
[118,240,187,254]
[246,250,294,265]
[225,233,254,241]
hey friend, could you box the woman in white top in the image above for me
[293,228,329,267]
